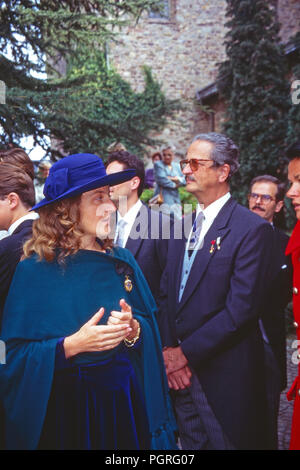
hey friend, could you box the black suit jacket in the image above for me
[158,197,274,449]
[260,226,292,390]
[0,219,34,323]
[125,204,171,302]
[0,219,33,448]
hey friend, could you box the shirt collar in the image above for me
[196,192,231,222]
[8,212,39,235]
[117,199,143,226]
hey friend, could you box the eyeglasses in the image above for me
[180,158,215,172]
[248,192,275,203]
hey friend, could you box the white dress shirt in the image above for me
[0,231,8,241]
[187,192,231,249]
[114,199,143,248]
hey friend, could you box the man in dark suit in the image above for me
[106,151,172,302]
[0,163,37,322]
[158,132,274,450]
[248,174,292,448]
[0,162,36,448]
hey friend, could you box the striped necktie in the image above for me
[115,219,127,248]
[187,212,204,258]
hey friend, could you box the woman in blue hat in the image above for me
[0,153,177,450]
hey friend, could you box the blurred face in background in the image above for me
[39,163,51,179]
[152,153,161,164]
[162,148,174,166]
[248,181,283,223]
[41,168,50,178]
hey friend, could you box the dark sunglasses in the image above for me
[180,158,215,172]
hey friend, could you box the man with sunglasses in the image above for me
[248,175,292,449]
[158,132,274,450]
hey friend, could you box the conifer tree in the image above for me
[0,0,176,157]
[44,49,178,157]
[218,0,291,202]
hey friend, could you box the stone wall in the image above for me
[277,0,300,44]
[109,0,228,155]
[108,0,300,156]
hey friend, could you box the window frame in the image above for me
[147,0,176,24]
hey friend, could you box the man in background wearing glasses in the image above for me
[248,175,285,225]
[158,132,275,450]
[248,175,292,449]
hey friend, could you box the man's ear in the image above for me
[274,200,284,214]
[131,176,141,191]
[6,192,20,210]
[218,164,231,183]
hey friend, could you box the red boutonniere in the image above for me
[210,240,216,254]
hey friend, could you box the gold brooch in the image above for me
[124,275,133,292]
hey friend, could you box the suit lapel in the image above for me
[176,197,236,313]
[11,219,34,236]
[272,227,289,271]
[125,204,149,257]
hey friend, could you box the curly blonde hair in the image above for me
[23,196,113,263]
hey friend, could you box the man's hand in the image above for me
[167,366,192,390]
[163,346,188,374]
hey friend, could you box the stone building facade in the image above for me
[108,0,300,157]
[277,0,300,44]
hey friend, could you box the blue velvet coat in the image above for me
[0,247,176,450]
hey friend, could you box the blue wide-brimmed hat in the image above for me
[31,153,136,211]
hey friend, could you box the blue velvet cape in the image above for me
[0,247,177,450]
